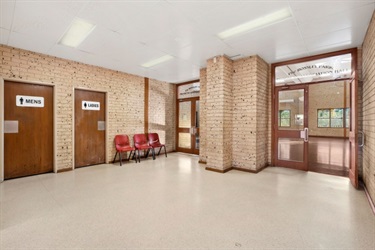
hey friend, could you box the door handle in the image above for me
[190,126,197,135]
[304,127,309,142]
[359,131,364,147]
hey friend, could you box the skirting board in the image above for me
[56,167,73,173]
[206,165,268,174]
[362,182,375,216]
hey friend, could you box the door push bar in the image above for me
[300,128,309,142]
[359,131,365,147]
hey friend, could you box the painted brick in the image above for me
[148,79,176,152]
[362,12,375,205]
[202,54,270,171]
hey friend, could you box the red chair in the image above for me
[113,135,137,166]
[133,134,155,162]
[148,133,167,157]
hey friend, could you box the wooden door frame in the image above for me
[176,97,200,154]
[0,78,57,182]
[175,80,200,154]
[72,87,108,170]
[271,48,358,184]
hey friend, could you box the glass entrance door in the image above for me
[177,98,199,154]
[272,49,358,187]
[274,86,308,170]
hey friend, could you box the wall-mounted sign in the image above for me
[16,95,44,107]
[82,101,100,111]
[178,82,200,99]
[275,53,352,85]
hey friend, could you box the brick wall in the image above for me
[199,68,207,163]
[357,47,364,178]
[255,56,270,170]
[148,79,176,152]
[1,45,175,172]
[362,12,375,204]
[203,55,270,172]
[232,56,270,171]
[206,56,233,171]
[232,57,257,170]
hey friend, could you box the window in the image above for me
[279,110,291,127]
[317,108,350,128]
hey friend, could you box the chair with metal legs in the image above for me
[148,133,167,157]
[113,135,137,166]
[133,134,155,162]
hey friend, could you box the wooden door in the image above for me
[274,85,308,171]
[4,81,53,179]
[74,89,105,168]
[176,98,199,154]
[348,77,358,188]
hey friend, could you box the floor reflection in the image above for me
[309,137,349,177]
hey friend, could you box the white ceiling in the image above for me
[1,0,374,83]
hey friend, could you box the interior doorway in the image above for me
[275,81,350,177]
[272,49,358,188]
[176,80,200,155]
[4,81,54,179]
[74,89,106,168]
[177,98,200,154]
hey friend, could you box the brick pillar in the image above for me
[206,56,233,172]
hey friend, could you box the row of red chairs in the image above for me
[113,133,167,166]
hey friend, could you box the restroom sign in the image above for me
[82,101,100,111]
[16,95,44,107]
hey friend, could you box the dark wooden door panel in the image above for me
[74,89,105,168]
[4,81,53,179]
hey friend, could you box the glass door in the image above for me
[274,86,308,170]
[177,98,199,154]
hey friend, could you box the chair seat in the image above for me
[135,144,152,150]
[117,145,135,152]
[150,142,164,147]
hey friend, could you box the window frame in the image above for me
[278,109,291,127]
[317,108,350,128]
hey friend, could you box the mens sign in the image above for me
[16,95,44,108]
[82,101,100,111]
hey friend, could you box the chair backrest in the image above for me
[133,134,148,147]
[148,133,160,144]
[114,135,130,150]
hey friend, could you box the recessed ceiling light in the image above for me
[141,55,174,68]
[217,8,292,39]
[59,18,96,48]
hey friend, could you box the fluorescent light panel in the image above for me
[141,55,173,68]
[59,18,96,48]
[217,8,292,39]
